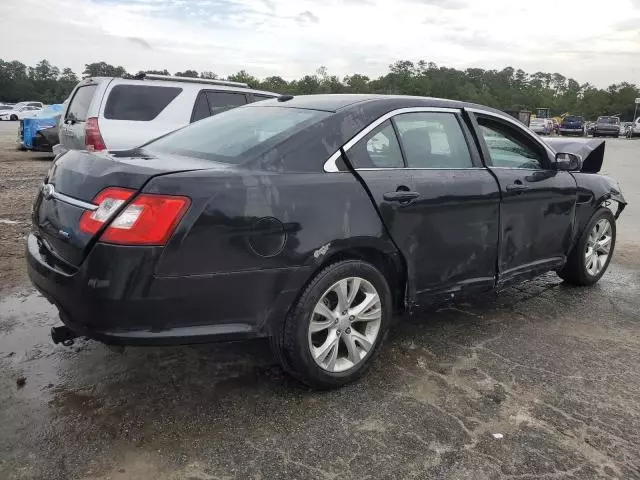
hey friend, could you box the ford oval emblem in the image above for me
[42,184,54,200]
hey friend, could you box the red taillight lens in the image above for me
[79,187,190,245]
[85,117,106,151]
[79,187,134,235]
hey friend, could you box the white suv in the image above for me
[56,74,278,154]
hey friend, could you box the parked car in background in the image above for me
[56,74,278,155]
[29,94,626,388]
[559,115,584,136]
[31,123,60,152]
[593,116,620,138]
[0,105,42,121]
[530,117,551,135]
[625,118,640,138]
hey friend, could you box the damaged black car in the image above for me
[27,95,627,388]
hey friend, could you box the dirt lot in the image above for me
[1,121,639,479]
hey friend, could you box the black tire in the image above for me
[558,208,616,286]
[274,259,392,389]
[10,114,17,121]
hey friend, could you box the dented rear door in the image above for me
[343,110,500,306]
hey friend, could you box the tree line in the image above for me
[1,59,638,120]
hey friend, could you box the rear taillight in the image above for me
[79,187,190,245]
[85,117,106,151]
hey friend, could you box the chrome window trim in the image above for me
[43,184,98,211]
[323,107,463,172]
[345,167,484,171]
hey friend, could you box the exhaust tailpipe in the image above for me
[51,326,78,346]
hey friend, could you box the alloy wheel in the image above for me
[308,277,382,373]
[585,218,612,276]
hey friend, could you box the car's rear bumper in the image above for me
[27,233,310,346]
[593,129,619,136]
[559,128,583,134]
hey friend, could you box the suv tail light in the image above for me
[79,187,190,245]
[85,117,106,151]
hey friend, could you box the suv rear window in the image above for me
[564,116,583,122]
[146,105,330,164]
[66,85,97,122]
[597,116,619,124]
[104,85,182,121]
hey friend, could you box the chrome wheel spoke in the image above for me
[310,317,334,333]
[315,336,339,367]
[346,278,361,305]
[334,279,349,313]
[343,333,361,365]
[349,293,379,319]
[350,329,373,353]
[313,301,335,320]
[597,235,611,253]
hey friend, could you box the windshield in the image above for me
[146,105,331,164]
[598,117,619,124]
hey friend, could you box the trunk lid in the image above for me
[34,149,219,267]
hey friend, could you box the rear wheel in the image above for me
[558,208,615,286]
[10,114,17,121]
[275,260,392,389]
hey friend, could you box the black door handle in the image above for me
[506,183,529,193]
[383,191,420,202]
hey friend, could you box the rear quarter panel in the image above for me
[142,168,396,333]
[145,169,395,276]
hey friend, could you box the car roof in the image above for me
[251,94,505,115]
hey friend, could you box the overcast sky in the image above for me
[1,0,639,87]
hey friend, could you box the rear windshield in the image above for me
[104,85,182,121]
[597,116,619,124]
[564,116,583,122]
[145,106,331,164]
[67,84,97,122]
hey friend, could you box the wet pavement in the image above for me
[1,122,640,479]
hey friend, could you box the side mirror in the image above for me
[555,152,582,171]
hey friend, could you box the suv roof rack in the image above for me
[142,73,249,88]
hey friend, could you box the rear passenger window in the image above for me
[348,120,404,169]
[205,92,247,115]
[394,112,472,168]
[191,93,210,123]
[66,85,97,122]
[104,85,182,121]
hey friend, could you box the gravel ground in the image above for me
[0,122,52,293]
[0,121,639,479]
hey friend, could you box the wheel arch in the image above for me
[317,246,407,316]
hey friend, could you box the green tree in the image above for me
[83,62,128,78]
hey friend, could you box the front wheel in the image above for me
[10,114,18,121]
[275,260,392,389]
[558,208,616,286]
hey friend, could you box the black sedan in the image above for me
[27,95,627,389]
